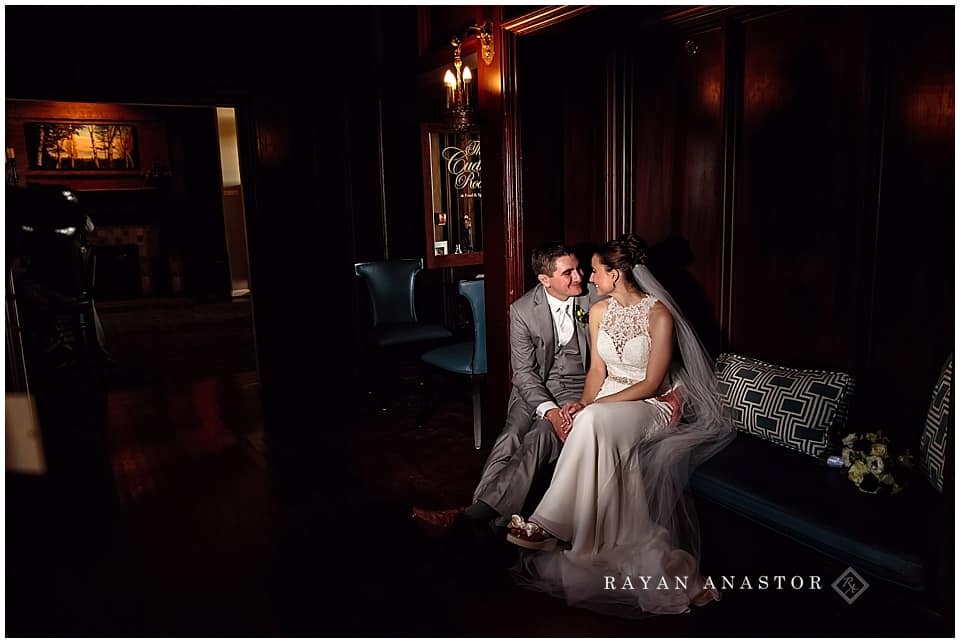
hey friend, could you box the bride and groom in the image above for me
[412,235,734,617]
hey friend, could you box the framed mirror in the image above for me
[420,123,483,269]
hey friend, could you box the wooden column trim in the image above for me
[375,95,389,259]
[604,49,635,240]
[474,8,521,424]
[499,29,525,304]
[719,18,744,353]
[502,6,598,35]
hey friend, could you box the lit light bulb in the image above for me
[461,66,472,107]
[443,69,457,109]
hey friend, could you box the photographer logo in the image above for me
[831,567,869,605]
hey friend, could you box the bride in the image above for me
[507,233,735,617]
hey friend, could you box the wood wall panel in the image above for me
[863,7,955,436]
[627,28,727,353]
[517,28,606,289]
[517,32,566,275]
[346,78,388,264]
[561,50,607,259]
[672,27,727,355]
[730,8,871,371]
[418,5,481,58]
[380,7,425,262]
[632,33,681,245]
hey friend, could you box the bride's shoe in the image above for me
[506,515,558,551]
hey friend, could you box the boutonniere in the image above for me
[573,303,588,327]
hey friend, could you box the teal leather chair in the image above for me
[354,259,453,410]
[354,259,452,348]
[421,279,487,449]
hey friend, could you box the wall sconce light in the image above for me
[443,21,494,132]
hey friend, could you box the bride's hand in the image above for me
[563,401,585,417]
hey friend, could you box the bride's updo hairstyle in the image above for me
[597,233,648,290]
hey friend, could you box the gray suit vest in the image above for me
[545,333,587,403]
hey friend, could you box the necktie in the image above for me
[557,303,573,346]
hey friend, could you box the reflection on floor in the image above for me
[5,297,950,636]
[108,373,262,504]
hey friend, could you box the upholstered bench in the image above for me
[691,353,953,593]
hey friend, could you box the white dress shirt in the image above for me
[536,289,576,420]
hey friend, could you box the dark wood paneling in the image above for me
[517,32,566,278]
[731,8,872,370]
[632,33,681,244]
[604,48,635,241]
[247,91,360,423]
[628,28,727,353]
[562,47,607,257]
[346,77,387,263]
[380,7,425,262]
[671,27,727,356]
[418,6,479,58]
[516,26,607,290]
[864,7,955,438]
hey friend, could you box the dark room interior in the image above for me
[4,5,954,637]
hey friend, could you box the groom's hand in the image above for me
[545,408,572,442]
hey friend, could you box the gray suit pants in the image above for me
[472,393,579,523]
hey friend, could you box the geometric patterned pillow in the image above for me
[919,354,952,493]
[715,353,856,461]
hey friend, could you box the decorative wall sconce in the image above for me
[473,21,495,66]
[442,21,494,132]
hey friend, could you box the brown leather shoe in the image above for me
[411,506,466,537]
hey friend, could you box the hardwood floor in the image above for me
[5,296,950,636]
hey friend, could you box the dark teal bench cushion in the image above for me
[691,432,943,591]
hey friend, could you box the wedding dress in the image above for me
[511,266,735,618]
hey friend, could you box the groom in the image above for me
[413,242,602,537]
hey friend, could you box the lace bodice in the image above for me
[596,295,667,397]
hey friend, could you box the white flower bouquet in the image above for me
[841,431,911,495]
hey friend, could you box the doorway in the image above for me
[5,98,263,505]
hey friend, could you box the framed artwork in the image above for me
[24,122,139,171]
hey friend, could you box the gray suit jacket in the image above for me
[507,283,604,418]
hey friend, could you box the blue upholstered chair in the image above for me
[354,259,453,410]
[420,279,487,449]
